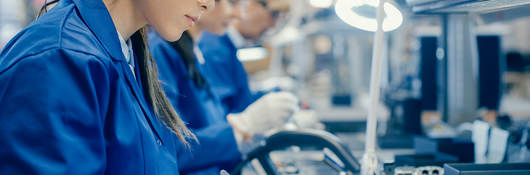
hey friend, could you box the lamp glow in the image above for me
[310,0,333,8]
[237,47,268,62]
[334,0,403,32]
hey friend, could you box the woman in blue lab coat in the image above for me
[198,0,285,114]
[149,0,299,174]
[0,0,213,174]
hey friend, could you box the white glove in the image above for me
[292,109,325,130]
[228,92,299,139]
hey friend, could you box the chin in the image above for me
[213,27,227,35]
[212,30,225,35]
[159,29,184,42]
[166,32,183,42]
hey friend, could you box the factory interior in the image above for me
[1,0,530,174]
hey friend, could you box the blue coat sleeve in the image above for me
[0,49,110,174]
[224,55,256,113]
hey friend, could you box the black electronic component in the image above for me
[231,129,360,175]
[444,163,530,175]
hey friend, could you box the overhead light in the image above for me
[310,0,334,8]
[237,47,268,62]
[334,0,403,32]
[268,26,303,46]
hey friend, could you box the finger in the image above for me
[271,92,298,103]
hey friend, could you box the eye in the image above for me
[258,0,267,8]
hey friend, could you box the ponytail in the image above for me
[131,28,197,144]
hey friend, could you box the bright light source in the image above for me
[314,35,332,54]
[237,47,268,62]
[310,0,334,8]
[269,26,303,46]
[335,0,403,32]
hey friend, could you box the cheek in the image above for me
[156,1,183,22]
[143,0,189,41]
[150,13,186,41]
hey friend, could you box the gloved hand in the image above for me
[292,109,325,130]
[228,91,299,140]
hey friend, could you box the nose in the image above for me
[198,0,215,13]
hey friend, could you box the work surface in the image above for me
[242,132,415,175]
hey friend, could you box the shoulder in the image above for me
[198,32,230,52]
[0,48,111,78]
[0,2,111,71]
[198,33,236,62]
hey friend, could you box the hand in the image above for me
[228,91,299,139]
[292,109,325,130]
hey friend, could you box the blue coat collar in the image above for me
[71,0,124,62]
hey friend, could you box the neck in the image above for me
[187,26,204,42]
[103,0,146,40]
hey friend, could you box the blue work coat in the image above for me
[148,32,242,175]
[197,32,260,114]
[0,0,181,174]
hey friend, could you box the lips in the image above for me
[185,15,198,26]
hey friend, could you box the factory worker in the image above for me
[148,0,298,174]
[198,0,287,114]
[0,0,213,174]
[198,0,324,129]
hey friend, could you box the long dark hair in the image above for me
[132,28,196,143]
[170,31,208,89]
[39,1,196,144]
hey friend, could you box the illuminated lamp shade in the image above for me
[335,0,403,32]
[237,47,268,62]
[310,0,334,8]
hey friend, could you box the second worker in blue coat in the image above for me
[197,0,288,114]
[149,0,299,174]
